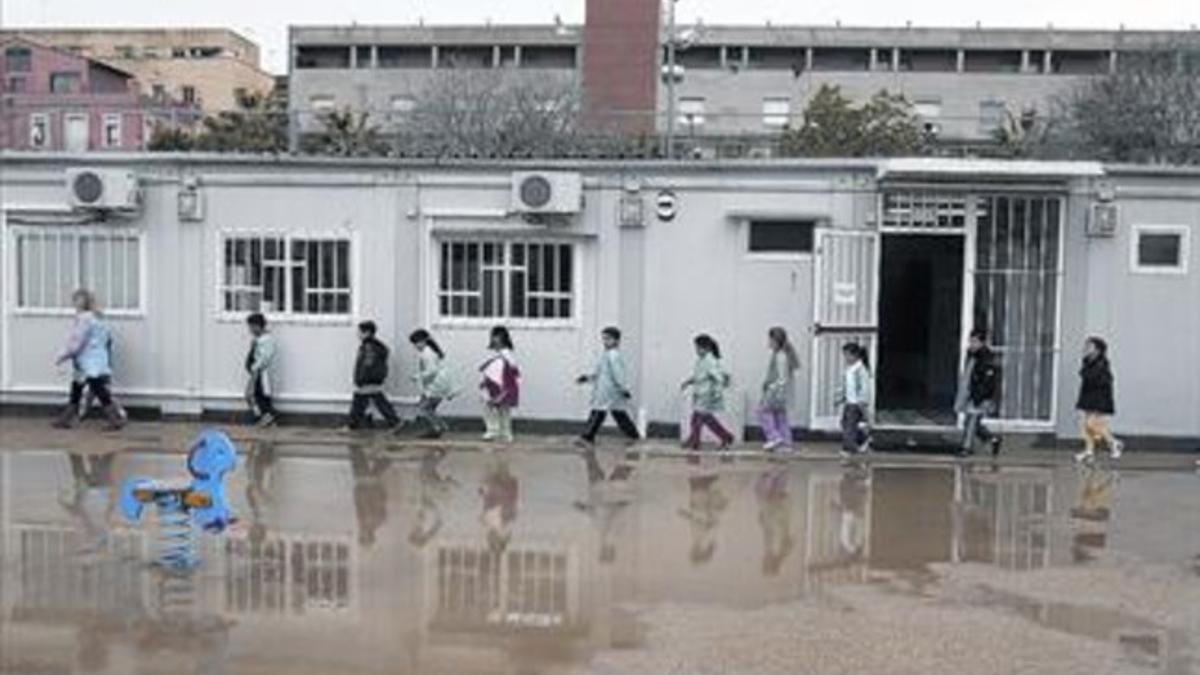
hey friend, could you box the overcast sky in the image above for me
[3,0,1197,74]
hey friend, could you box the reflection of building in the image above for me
[960,469,1052,570]
[427,543,579,633]
[11,525,147,617]
[223,533,356,615]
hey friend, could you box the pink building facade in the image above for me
[1,37,147,151]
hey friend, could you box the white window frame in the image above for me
[1130,224,1190,276]
[9,226,147,317]
[102,113,122,148]
[29,113,50,149]
[215,231,358,324]
[762,97,790,128]
[433,237,579,329]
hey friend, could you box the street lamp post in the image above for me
[664,0,678,158]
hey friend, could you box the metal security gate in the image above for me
[972,195,1063,424]
[810,230,878,430]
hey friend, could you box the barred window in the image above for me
[15,229,142,311]
[221,234,352,316]
[438,240,574,321]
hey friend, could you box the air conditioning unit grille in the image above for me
[73,172,104,204]
[519,176,553,209]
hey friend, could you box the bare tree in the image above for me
[302,108,385,157]
[1039,46,1200,163]
[393,69,612,158]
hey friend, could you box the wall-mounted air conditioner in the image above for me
[511,171,582,215]
[65,168,142,213]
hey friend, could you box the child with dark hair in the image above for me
[244,313,278,427]
[955,328,1002,457]
[479,326,520,443]
[575,326,641,447]
[836,342,872,457]
[680,333,734,451]
[409,329,455,438]
[760,327,800,453]
[1075,336,1123,462]
[347,320,401,431]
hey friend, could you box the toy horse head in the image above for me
[187,429,238,531]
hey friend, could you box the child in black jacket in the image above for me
[1075,336,1123,462]
[347,321,401,431]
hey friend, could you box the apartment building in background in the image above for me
[1,28,275,114]
[289,14,1198,153]
[0,36,148,151]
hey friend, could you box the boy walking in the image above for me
[348,321,402,431]
[244,313,278,427]
[575,327,641,447]
[955,329,1002,457]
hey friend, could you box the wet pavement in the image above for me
[1,419,1198,674]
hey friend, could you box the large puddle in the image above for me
[0,442,1197,674]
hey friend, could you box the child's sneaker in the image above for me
[1110,439,1124,459]
[256,413,277,428]
[1074,449,1095,463]
[762,440,781,452]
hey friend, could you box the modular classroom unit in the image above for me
[1,153,1197,443]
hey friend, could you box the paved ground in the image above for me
[0,416,1197,674]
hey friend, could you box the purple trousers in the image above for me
[686,412,733,448]
[758,407,792,447]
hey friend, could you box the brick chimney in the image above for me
[582,0,661,135]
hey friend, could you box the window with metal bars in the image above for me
[437,240,574,321]
[220,234,352,317]
[14,229,142,312]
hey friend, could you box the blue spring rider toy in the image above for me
[119,429,238,569]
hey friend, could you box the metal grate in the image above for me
[438,240,574,321]
[881,191,970,231]
[973,195,1062,422]
[220,234,352,316]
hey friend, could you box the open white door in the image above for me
[809,229,879,430]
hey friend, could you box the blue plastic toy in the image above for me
[119,428,238,569]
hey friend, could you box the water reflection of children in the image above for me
[409,448,457,549]
[677,473,729,565]
[834,463,870,561]
[1071,467,1116,563]
[480,456,519,555]
[574,449,635,564]
[755,464,794,576]
[245,441,278,546]
[349,444,392,548]
[60,451,118,553]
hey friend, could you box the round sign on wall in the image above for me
[655,190,677,221]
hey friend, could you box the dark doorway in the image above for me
[877,235,964,426]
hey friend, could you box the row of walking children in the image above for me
[242,314,808,452]
[52,288,1124,462]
